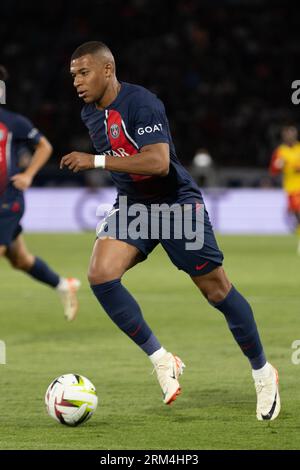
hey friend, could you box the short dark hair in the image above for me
[71,41,112,61]
[0,65,9,82]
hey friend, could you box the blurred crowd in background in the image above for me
[1,0,299,187]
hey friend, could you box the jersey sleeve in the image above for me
[133,96,170,149]
[14,114,43,145]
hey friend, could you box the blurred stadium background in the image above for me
[1,0,300,451]
[2,0,300,234]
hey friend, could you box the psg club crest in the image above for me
[110,123,120,139]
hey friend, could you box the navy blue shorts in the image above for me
[97,201,223,276]
[0,199,24,246]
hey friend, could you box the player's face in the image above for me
[282,126,298,145]
[70,54,111,104]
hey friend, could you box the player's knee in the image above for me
[87,263,121,285]
[10,254,33,271]
[194,267,231,303]
[205,286,229,304]
[199,277,231,304]
[205,277,232,304]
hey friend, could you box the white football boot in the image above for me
[153,352,185,405]
[57,277,81,321]
[253,363,280,421]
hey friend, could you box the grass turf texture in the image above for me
[0,233,299,450]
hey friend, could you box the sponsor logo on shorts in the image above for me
[195,261,209,271]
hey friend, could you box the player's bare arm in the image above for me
[59,142,170,176]
[11,136,53,191]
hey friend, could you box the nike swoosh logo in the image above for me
[261,392,277,420]
[170,365,176,380]
[195,261,209,271]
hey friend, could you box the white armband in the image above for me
[94,154,106,169]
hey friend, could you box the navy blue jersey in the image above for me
[0,108,42,203]
[81,82,203,205]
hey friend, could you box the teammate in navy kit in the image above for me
[0,66,80,321]
[61,42,280,420]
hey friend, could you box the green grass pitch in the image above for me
[0,233,299,450]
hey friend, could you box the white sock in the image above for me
[149,347,167,365]
[56,277,68,291]
[252,362,272,380]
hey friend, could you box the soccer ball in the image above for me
[45,374,98,426]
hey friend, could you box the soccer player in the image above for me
[61,42,280,420]
[0,66,80,321]
[269,124,300,253]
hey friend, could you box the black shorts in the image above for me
[97,201,224,276]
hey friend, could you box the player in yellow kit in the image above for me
[269,124,300,252]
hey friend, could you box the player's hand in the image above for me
[60,152,95,173]
[10,172,33,191]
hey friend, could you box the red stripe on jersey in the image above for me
[0,122,9,196]
[106,109,152,182]
[269,149,282,175]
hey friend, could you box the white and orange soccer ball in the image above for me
[45,374,98,426]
